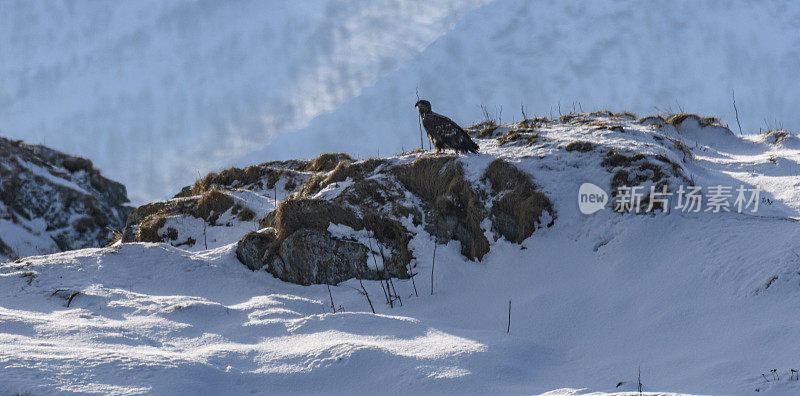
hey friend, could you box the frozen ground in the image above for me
[2,116,800,394]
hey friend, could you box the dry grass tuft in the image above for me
[482,159,554,243]
[602,150,687,198]
[176,160,309,198]
[234,206,256,221]
[559,113,581,123]
[466,121,500,138]
[662,113,721,129]
[601,150,647,168]
[665,136,693,161]
[392,156,489,260]
[194,189,235,224]
[297,157,390,198]
[305,153,353,172]
[565,141,593,152]
[137,214,168,243]
[497,129,539,146]
[611,170,630,192]
[589,110,614,117]
[612,111,638,119]
[638,115,665,125]
[188,167,263,197]
[765,130,790,144]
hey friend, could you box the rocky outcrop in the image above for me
[0,137,132,260]
[235,154,554,285]
[120,147,555,285]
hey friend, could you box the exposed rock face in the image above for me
[238,228,373,285]
[238,197,413,285]
[0,137,132,261]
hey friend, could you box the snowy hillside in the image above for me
[3,113,800,394]
[0,137,131,262]
[4,0,800,203]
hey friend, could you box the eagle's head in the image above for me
[414,100,432,113]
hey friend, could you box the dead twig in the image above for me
[67,291,82,308]
[507,299,511,333]
[732,89,743,135]
[430,243,437,295]
[357,275,374,314]
[327,285,336,313]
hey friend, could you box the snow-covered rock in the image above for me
[0,137,131,261]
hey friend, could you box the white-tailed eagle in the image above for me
[415,100,479,154]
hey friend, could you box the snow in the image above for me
[0,216,59,258]
[14,157,92,197]
[3,117,800,394]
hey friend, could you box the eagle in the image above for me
[415,100,479,154]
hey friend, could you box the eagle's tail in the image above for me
[466,138,479,153]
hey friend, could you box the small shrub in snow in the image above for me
[304,152,353,172]
[194,189,235,225]
[496,129,539,146]
[565,140,593,152]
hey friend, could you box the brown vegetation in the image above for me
[392,156,489,260]
[565,141,593,152]
[497,129,539,146]
[194,189,235,224]
[662,113,721,129]
[482,159,554,243]
[304,153,353,172]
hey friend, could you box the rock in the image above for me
[236,230,276,271]
[0,137,132,260]
[270,229,372,285]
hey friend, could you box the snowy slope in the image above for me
[2,115,800,394]
[4,1,800,204]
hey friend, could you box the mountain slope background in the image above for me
[3,0,800,203]
[2,113,800,394]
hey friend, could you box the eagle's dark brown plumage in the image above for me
[415,100,479,154]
